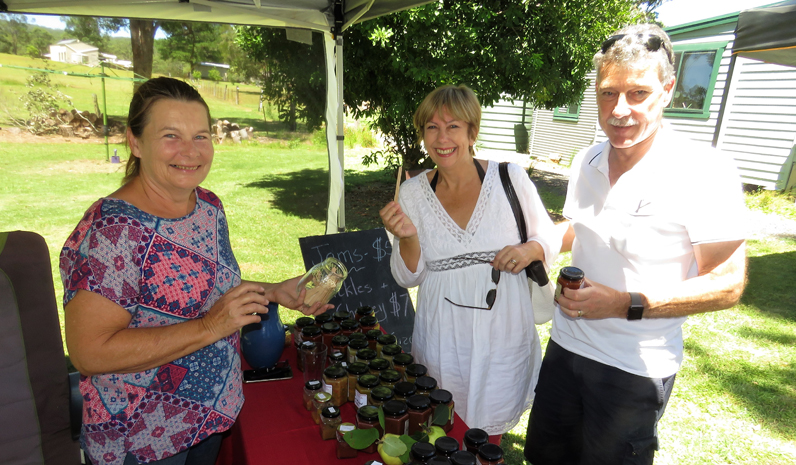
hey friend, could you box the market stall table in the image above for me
[216,344,470,464]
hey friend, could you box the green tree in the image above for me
[60,16,125,50]
[28,28,54,57]
[130,19,160,92]
[0,14,30,55]
[158,22,222,73]
[192,69,202,81]
[208,68,222,82]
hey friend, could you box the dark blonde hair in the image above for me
[123,77,211,185]
[413,85,481,156]
[593,23,676,85]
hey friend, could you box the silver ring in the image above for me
[509,259,518,265]
[578,310,583,318]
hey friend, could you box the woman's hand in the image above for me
[380,201,417,240]
[493,241,545,274]
[201,282,268,340]
[265,276,334,316]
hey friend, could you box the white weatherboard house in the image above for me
[48,39,100,66]
[479,3,796,190]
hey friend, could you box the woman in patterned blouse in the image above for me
[60,77,332,465]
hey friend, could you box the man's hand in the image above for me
[265,276,334,316]
[556,278,630,319]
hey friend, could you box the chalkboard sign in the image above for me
[299,228,415,352]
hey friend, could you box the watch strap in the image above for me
[627,292,644,320]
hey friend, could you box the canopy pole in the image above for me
[323,33,343,234]
[335,34,345,232]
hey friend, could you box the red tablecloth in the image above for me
[216,343,470,464]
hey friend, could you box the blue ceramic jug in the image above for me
[240,302,285,370]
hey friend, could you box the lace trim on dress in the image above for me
[427,250,500,272]
[421,161,496,246]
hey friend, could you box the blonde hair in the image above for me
[593,24,676,86]
[413,85,481,156]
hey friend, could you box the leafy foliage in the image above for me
[0,14,30,55]
[208,68,222,82]
[14,71,73,135]
[60,16,125,50]
[158,22,223,73]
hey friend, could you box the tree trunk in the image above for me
[130,19,159,93]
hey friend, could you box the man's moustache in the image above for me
[607,117,638,127]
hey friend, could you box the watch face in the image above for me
[628,293,643,320]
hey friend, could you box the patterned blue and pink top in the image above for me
[60,187,244,465]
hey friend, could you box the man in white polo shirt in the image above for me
[523,24,747,465]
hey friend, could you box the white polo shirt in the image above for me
[550,127,746,378]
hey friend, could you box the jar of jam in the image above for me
[376,333,397,357]
[381,344,402,367]
[410,441,436,463]
[392,353,414,379]
[435,436,460,457]
[379,369,402,389]
[328,350,347,368]
[369,385,394,407]
[476,443,504,465]
[322,365,348,406]
[356,347,377,364]
[333,310,351,322]
[393,381,417,402]
[320,406,342,440]
[406,394,432,435]
[312,391,332,425]
[368,358,390,375]
[355,305,375,321]
[347,337,369,364]
[415,375,438,395]
[450,450,478,465]
[301,325,322,347]
[428,457,453,465]
[463,428,489,454]
[293,316,315,347]
[331,334,349,355]
[340,318,361,336]
[303,380,322,411]
[429,389,455,433]
[314,312,334,327]
[555,266,585,302]
[336,422,358,459]
[382,400,409,436]
[356,405,382,454]
[405,363,427,383]
[321,321,341,349]
[364,328,382,350]
[348,329,367,342]
[345,362,368,402]
[297,340,317,373]
[361,317,381,335]
[355,374,380,408]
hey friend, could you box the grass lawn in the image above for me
[1,137,794,464]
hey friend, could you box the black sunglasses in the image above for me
[445,266,500,311]
[601,34,671,64]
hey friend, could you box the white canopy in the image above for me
[4,0,432,233]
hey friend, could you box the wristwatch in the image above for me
[627,292,644,320]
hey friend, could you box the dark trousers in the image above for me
[524,340,676,465]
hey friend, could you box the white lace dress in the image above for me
[391,160,558,434]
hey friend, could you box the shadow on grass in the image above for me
[243,167,394,232]
[684,340,796,441]
[741,251,796,322]
[502,430,529,465]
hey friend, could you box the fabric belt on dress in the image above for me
[426,250,500,272]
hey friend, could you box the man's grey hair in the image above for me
[593,23,676,85]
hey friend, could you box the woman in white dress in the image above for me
[380,85,558,442]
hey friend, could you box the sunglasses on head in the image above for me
[445,265,500,311]
[601,34,671,64]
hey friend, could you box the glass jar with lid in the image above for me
[382,399,409,436]
[313,312,334,327]
[476,443,505,465]
[340,318,360,336]
[435,436,460,457]
[354,374,380,408]
[376,333,397,357]
[320,406,342,440]
[356,405,382,454]
[392,353,414,379]
[415,375,438,396]
[379,369,402,389]
[369,385,394,407]
[333,310,350,322]
[361,318,381,337]
[311,391,332,425]
[331,334,349,356]
[368,357,390,375]
[356,347,377,364]
[393,381,417,402]
[428,457,453,465]
[321,321,341,349]
[381,343,402,367]
[463,428,489,454]
[405,363,427,383]
[300,325,322,346]
[336,422,358,459]
[303,379,322,411]
[450,450,478,465]
[293,316,315,348]
[296,257,348,306]
[429,388,455,432]
[355,305,375,321]
[347,337,369,364]
[555,266,585,302]
[322,365,348,406]
[406,394,432,435]
[345,362,368,402]
[328,350,347,368]
[410,441,436,463]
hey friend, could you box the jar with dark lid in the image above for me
[356,347,377,364]
[364,328,382,351]
[376,333,397,357]
[333,310,351,322]
[336,422,357,459]
[555,266,585,302]
[345,362,368,402]
[297,339,318,373]
[301,325,322,345]
[410,441,437,462]
[379,369,402,389]
[331,334,349,353]
[348,331,367,341]
[328,350,347,367]
[415,375,438,395]
[314,312,334,326]
[381,344,402,367]
[392,353,414,379]
[476,443,504,465]
[393,381,417,402]
[321,321,341,349]
[406,394,432,435]
[405,363,427,383]
[340,318,360,336]
[382,400,409,436]
[369,385,394,407]
[429,389,455,432]
[435,436,460,457]
[320,406,342,440]
[311,391,332,425]
[356,405,382,453]
[368,357,390,375]
[355,305,375,321]
[322,365,348,406]
[361,317,380,336]
[354,374,380,408]
[463,428,489,454]
[347,338,369,364]
[450,450,478,465]
[293,316,315,347]
[428,457,452,465]
[303,380,322,411]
